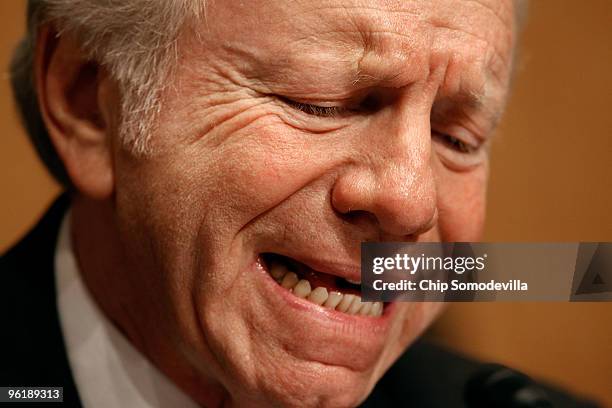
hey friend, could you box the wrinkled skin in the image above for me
[64,0,516,407]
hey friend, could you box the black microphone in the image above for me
[464,364,554,408]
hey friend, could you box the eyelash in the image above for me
[434,132,477,154]
[280,97,478,155]
[279,97,350,118]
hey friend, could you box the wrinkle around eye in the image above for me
[277,96,349,118]
[267,96,356,133]
[185,97,281,148]
[431,131,488,172]
[271,107,352,135]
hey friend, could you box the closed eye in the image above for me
[277,96,351,118]
[432,132,478,154]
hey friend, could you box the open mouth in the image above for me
[261,253,384,317]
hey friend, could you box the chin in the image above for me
[226,358,382,408]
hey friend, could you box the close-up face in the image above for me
[95,0,516,406]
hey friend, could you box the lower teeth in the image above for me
[268,260,383,317]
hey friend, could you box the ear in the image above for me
[35,24,117,199]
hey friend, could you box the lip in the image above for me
[227,251,403,371]
[269,252,362,283]
[252,253,395,335]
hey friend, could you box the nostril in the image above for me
[335,209,378,227]
[330,167,376,215]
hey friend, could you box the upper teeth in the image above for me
[268,262,382,317]
[280,272,299,289]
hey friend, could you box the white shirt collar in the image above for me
[55,209,200,408]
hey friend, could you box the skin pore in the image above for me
[39,0,515,407]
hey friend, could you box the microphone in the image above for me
[464,364,554,408]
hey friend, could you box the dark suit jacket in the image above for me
[0,195,600,407]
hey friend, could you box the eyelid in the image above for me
[432,132,478,154]
[432,123,483,147]
[275,95,359,118]
[431,129,488,170]
[288,100,346,116]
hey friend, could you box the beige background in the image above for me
[1,0,611,406]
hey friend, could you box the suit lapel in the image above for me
[0,193,82,406]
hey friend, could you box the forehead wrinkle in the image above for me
[201,0,514,107]
[262,2,424,25]
[336,4,513,88]
[424,10,514,86]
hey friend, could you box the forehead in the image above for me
[196,0,515,98]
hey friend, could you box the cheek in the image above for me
[180,119,339,233]
[435,165,488,241]
[111,115,342,311]
[115,115,322,232]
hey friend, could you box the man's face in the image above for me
[109,0,514,406]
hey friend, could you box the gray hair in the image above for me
[10,0,527,188]
[10,0,202,186]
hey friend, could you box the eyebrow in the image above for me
[438,89,505,132]
[450,89,487,112]
[351,70,403,86]
[350,59,502,120]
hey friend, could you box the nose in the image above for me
[331,113,437,238]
